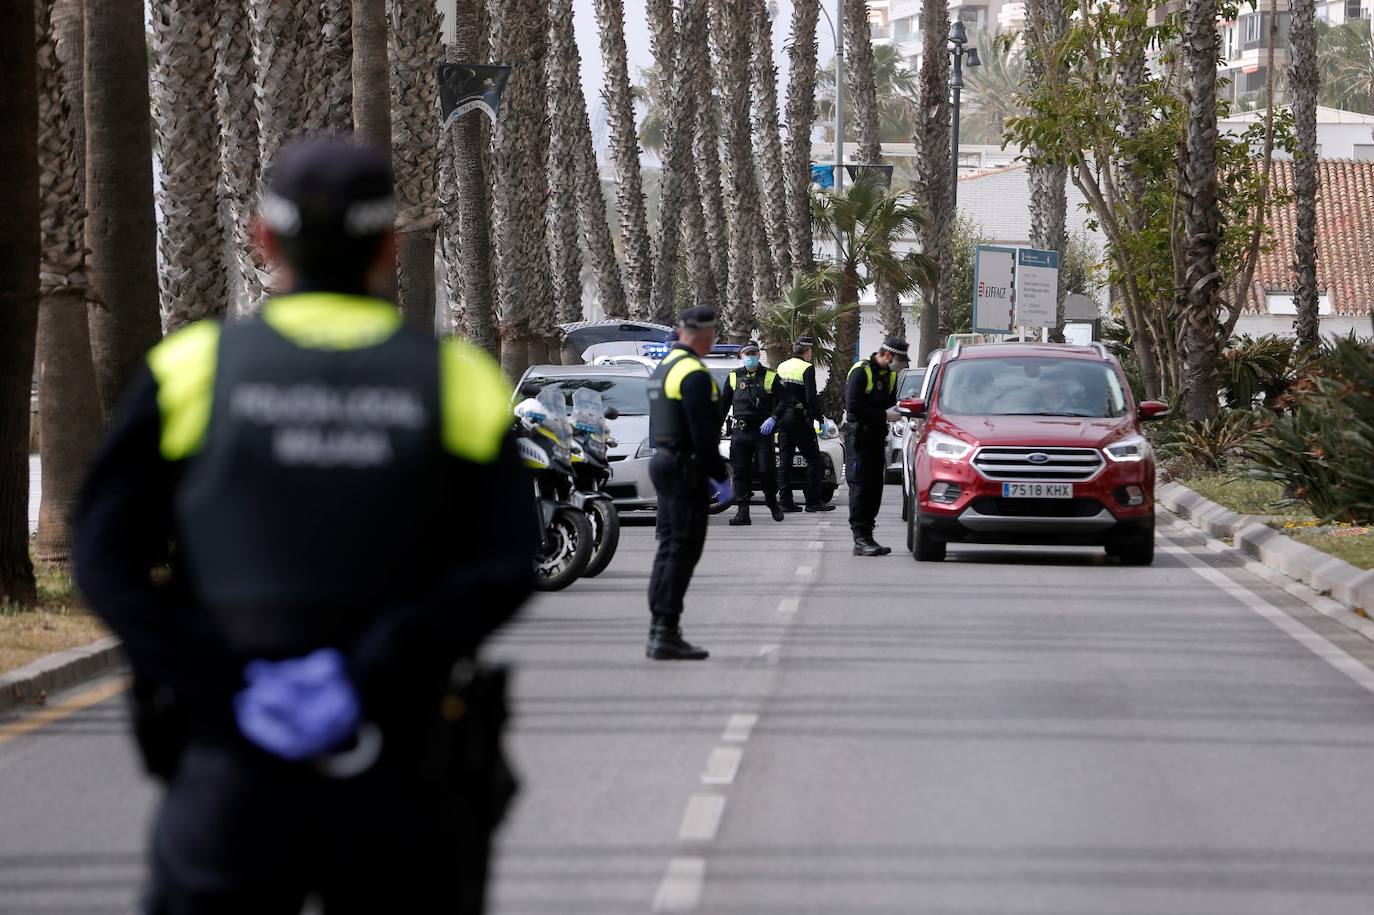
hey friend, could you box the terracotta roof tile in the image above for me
[1255,160,1374,316]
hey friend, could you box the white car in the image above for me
[885,366,927,483]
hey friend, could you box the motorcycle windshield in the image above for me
[571,389,608,438]
[536,387,571,445]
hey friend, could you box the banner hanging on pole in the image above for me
[810,164,836,189]
[437,63,512,126]
[844,164,894,188]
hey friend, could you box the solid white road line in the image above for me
[807,540,824,551]
[652,857,706,912]
[776,597,799,614]
[701,747,744,786]
[678,793,727,841]
[1161,537,1374,696]
[795,565,814,578]
[722,713,758,743]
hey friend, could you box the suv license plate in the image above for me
[1003,482,1072,499]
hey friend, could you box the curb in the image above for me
[0,637,124,714]
[1159,481,1374,634]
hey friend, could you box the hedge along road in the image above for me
[3,496,1374,914]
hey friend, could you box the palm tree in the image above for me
[1024,0,1069,324]
[785,0,821,282]
[752,0,792,295]
[758,280,858,369]
[1,0,39,606]
[810,177,938,415]
[34,0,104,567]
[960,32,1024,145]
[694,42,732,312]
[351,0,390,148]
[1317,20,1373,114]
[914,0,952,367]
[593,0,654,318]
[645,0,691,322]
[214,3,260,314]
[389,0,443,332]
[321,0,353,131]
[819,23,919,146]
[1181,0,1223,421]
[548,0,590,326]
[1290,0,1321,348]
[711,0,761,341]
[85,0,163,420]
[152,0,231,333]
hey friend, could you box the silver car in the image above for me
[886,366,927,483]
[516,364,657,512]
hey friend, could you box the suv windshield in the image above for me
[938,357,1128,418]
[524,374,651,415]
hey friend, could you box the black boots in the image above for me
[647,619,709,660]
[779,500,804,513]
[729,504,751,526]
[766,500,785,522]
[853,535,891,557]
[805,502,837,513]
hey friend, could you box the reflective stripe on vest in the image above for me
[146,293,511,464]
[663,350,716,401]
[727,369,777,392]
[848,360,877,394]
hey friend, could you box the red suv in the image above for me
[899,342,1169,564]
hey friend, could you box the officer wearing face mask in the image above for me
[719,342,786,526]
[845,336,910,555]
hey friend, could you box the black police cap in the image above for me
[260,137,395,240]
[680,307,718,329]
[740,341,761,355]
[880,336,910,358]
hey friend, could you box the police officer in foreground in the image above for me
[646,307,731,660]
[774,337,836,513]
[845,336,910,556]
[74,137,535,912]
[719,342,786,526]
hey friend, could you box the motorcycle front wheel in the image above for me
[581,499,620,578]
[534,507,594,591]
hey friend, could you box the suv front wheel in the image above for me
[1109,517,1155,566]
[910,505,946,562]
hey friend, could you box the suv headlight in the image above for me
[635,437,656,459]
[926,430,974,461]
[1104,434,1149,463]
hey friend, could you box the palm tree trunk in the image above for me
[593,0,655,318]
[1181,0,1222,421]
[711,0,760,342]
[914,0,952,365]
[214,2,261,315]
[546,0,591,327]
[85,0,163,421]
[1290,0,1320,349]
[1025,0,1069,330]
[36,0,103,567]
[1,0,40,605]
[824,266,863,417]
[694,52,731,313]
[784,0,820,282]
[389,0,442,332]
[752,0,791,294]
[352,0,390,149]
[152,0,231,333]
[322,0,353,132]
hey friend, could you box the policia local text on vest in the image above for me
[73,138,535,913]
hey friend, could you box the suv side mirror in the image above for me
[897,398,926,417]
[1138,401,1171,421]
[604,407,620,420]
[519,382,543,399]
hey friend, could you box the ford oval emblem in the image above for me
[1027,452,1051,464]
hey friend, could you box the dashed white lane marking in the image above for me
[807,540,824,551]
[795,565,814,577]
[678,793,727,841]
[1160,538,1374,696]
[776,597,799,614]
[819,520,833,527]
[757,643,780,661]
[701,747,744,786]
[722,713,758,742]
[652,857,706,912]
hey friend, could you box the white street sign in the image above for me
[1015,248,1060,329]
[973,245,1015,334]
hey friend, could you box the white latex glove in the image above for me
[885,408,902,423]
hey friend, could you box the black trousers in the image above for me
[729,422,779,506]
[648,450,709,621]
[846,425,887,537]
[776,412,823,506]
[144,739,471,915]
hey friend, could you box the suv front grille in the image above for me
[972,446,1104,482]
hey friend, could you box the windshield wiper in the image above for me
[1018,411,1098,417]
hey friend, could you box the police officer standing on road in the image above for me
[774,338,836,513]
[719,342,786,526]
[845,336,910,556]
[74,138,535,912]
[646,307,732,661]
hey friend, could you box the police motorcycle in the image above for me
[569,388,621,578]
[514,387,594,591]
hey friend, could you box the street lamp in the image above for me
[819,2,845,190]
[947,20,980,217]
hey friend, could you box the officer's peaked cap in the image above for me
[793,336,815,353]
[740,341,761,355]
[261,136,395,240]
[881,336,910,357]
[680,306,718,329]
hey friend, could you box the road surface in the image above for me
[4,493,1374,914]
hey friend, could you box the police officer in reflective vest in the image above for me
[73,138,535,912]
[719,342,786,526]
[774,337,836,513]
[646,307,731,660]
[845,336,910,556]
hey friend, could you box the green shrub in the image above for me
[1152,409,1265,477]
[1220,334,1294,409]
[1244,338,1374,523]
